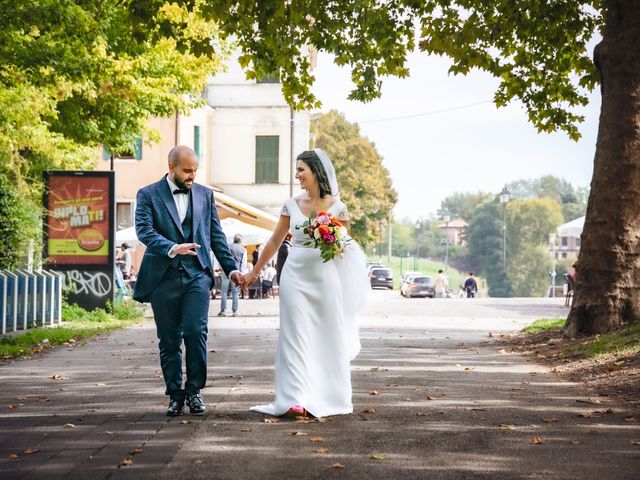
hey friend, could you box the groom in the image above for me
[134,145,241,416]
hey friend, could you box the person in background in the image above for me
[218,234,247,317]
[117,243,132,281]
[262,262,277,297]
[434,269,448,298]
[276,233,292,284]
[464,272,478,298]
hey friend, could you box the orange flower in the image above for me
[332,219,343,227]
[318,224,330,236]
[316,210,329,216]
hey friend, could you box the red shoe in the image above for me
[285,405,308,418]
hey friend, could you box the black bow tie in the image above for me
[173,188,189,195]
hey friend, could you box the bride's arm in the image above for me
[245,215,291,281]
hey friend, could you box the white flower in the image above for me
[314,228,321,239]
[336,226,348,240]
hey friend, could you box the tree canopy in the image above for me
[311,110,397,246]
[0,0,227,267]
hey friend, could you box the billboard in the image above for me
[43,171,115,310]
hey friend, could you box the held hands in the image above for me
[229,271,243,287]
[172,243,200,256]
[239,271,258,289]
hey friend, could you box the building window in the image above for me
[561,236,568,247]
[255,136,279,183]
[194,125,201,160]
[102,137,143,161]
[257,74,280,84]
[116,202,133,230]
[562,252,567,259]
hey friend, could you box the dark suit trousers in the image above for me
[150,268,211,398]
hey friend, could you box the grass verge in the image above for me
[522,317,566,334]
[0,300,145,360]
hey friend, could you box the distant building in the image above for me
[554,216,584,259]
[437,219,468,246]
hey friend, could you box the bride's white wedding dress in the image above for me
[250,197,369,417]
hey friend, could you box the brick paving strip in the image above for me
[1,294,639,479]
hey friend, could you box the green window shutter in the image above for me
[255,136,279,183]
[194,126,201,160]
[102,146,111,161]
[133,137,143,160]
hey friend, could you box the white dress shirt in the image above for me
[166,177,189,223]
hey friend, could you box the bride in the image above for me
[242,149,369,418]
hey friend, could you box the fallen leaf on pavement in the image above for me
[330,463,344,469]
[362,407,376,414]
[498,424,516,430]
[426,396,436,401]
[105,431,114,435]
[385,383,398,388]
[291,431,308,436]
[129,448,143,455]
[63,423,76,429]
[464,367,475,371]
[120,458,133,467]
[37,396,49,402]
[310,436,325,443]
[531,436,543,445]
[569,440,582,445]
[542,417,558,423]
[8,404,19,409]
[15,396,27,401]
[630,440,640,445]
[50,374,65,380]
[23,448,40,454]
[180,419,192,425]
[263,418,279,423]
[370,454,387,461]
[316,448,330,454]
[369,390,379,396]
[624,416,637,423]
[8,453,18,460]
[194,459,204,464]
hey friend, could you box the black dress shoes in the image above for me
[166,397,185,417]
[186,393,207,415]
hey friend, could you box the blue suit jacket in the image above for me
[133,176,237,303]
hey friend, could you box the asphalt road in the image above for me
[1,291,639,479]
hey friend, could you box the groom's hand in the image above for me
[172,243,200,256]
[230,272,243,287]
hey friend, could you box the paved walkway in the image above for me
[1,293,638,479]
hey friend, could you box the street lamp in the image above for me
[415,220,420,271]
[442,212,451,273]
[548,233,557,298]
[499,186,511,270]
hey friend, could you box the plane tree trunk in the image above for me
[565,0,640,336]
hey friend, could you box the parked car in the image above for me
[401,271,423,282]
[400,275,435,298]
[369,267,393,289]
[366,262,385,273]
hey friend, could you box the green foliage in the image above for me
[509,244,553,297]
[507,176,588,222]
[311,111,398,246]
[522,317,566,334]
[0,0,228,269]
[0,173,40,269]
[438,192,493,222]
[205,2,603,139]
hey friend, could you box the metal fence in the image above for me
[0,269,64,335]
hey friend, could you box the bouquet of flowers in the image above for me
[298,210,350,262]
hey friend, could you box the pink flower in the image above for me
[322,234,336,244]
[316,214,332,225]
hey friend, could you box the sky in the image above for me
[309,50,601,221]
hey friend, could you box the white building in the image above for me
[206,52,310,216]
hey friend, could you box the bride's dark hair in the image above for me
[296,150,332,198]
